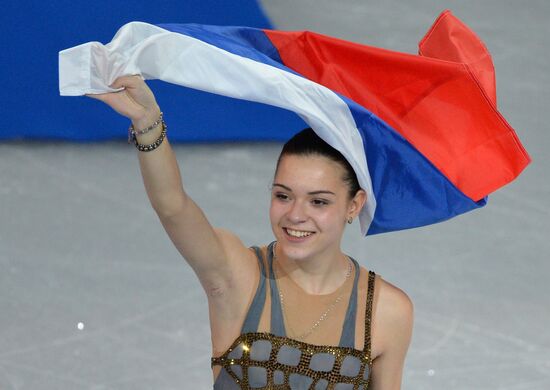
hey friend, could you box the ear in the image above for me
[348,189,367,218]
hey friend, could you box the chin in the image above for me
[276,231,320,261]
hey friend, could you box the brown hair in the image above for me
[275,128,361,199]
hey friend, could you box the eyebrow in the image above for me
[272,183,336,196]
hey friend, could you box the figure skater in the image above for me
[88,74,413,389]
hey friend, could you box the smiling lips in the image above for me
[284,228,314,238]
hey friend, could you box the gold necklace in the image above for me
[273,242,353,341]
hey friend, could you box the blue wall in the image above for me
[0,0,304,142]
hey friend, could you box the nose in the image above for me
[287,199,307,224]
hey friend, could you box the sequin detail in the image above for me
[212,270,376,389]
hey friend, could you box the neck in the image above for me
[273,242,351,295]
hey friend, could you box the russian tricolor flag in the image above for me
[59,10,530,236]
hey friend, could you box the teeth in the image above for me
[286,228,313,238]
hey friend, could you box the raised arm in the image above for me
[87,75,252,295]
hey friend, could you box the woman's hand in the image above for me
[86,75,159,125]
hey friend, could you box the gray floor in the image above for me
[1,1,549,389]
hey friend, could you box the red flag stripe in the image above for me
[263,11,530,201]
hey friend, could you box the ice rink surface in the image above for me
[1,0,549,389]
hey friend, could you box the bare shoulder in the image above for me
[208,230,269,357]
[371,274,414,360]
[375,276,414,326]
[211,227,261,294]
[214,227,254,261]
[363,269,414,320]
[207,228,262,326]
[365,273,414,389]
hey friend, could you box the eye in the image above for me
[312,199,329,206]
[274,193,289,201]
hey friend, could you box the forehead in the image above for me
[274,154,346,191]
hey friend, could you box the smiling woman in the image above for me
[269,129,366,274]
[86,75,413,389]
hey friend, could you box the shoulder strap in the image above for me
[337,257,361,348]
[240,246,268,333]
[363,270,376,356]
[267,241,286,336]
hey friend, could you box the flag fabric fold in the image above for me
[59,9,530,236]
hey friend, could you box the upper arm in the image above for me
[157,195,252,294]
[369,282,414,390]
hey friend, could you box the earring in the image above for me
[347,217,353,224]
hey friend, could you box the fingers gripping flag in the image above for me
[59,10,531,236]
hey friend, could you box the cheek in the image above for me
[269,200,282,223]
[317,210,340,230]
[319,205,347,229]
